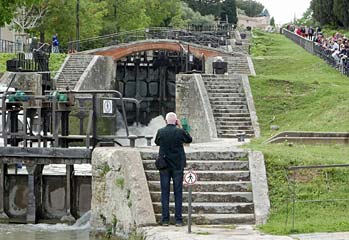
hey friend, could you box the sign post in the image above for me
[184,169,197,234]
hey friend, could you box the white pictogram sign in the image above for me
[103,100,113,114]
[184,170,197,185]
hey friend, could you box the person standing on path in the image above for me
[52,34,60,53]
[155,112,192,226]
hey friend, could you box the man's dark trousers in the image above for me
[160,169,183,224]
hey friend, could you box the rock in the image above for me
[270,125,280,131]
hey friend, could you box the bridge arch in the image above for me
[85,40,229,60]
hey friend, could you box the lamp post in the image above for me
[76,0,80,51]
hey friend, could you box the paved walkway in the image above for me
[142,225,349,240]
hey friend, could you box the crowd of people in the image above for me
[286,25,349,74]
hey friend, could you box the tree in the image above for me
[220,0,237,24]
[36,0,107,45]
[333,0,349,28]
[184,0,222,18]
[146,0,182,27]
[310,0,335,26]
[236,0,265,17]
[270,17,275,26]
[171,1,215,28]
[0,0,42,26]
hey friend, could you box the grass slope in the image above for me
[249,31,349,234]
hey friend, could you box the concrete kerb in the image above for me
[53,54,71,86]
[75,55,99,91]
[194,74,218,140]
[241,74,261,138]
[248,151,270,225]
[246,56,256,77]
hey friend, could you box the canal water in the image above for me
[0,223,93,240]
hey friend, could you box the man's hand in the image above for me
[176,119,182,128]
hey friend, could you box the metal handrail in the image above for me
[67,27,230,52]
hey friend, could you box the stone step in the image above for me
[152,202,254,214]
[204,81,242,85]
[216,121,252,127]
[208,92,246,97]
[219,133,255,138]
[214,117,251,121]
[209,93,245,99]
[217,126,254,131]
[143,160,249,171]
[147,181,251,192]
[150,192,253,203]
[205,86,243,91]
[213,112,250,118]
[141,151,248,161]
[155,213,255,225]
[210,98,247,106]
[212,103,247,108]
[145,170,250,182]
[210,97,247,102]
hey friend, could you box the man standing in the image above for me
[52,34,59,53]
[155,112,192,226]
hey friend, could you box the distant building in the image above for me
[0,25,15,42]
[237,8,271,30]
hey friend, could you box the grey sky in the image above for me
[256,0,312,24]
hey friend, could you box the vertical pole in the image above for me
[0,163,9,222]
[188,185,192,234]
[92,94,97,148]
[26,164,43,224]
[76,0,80,52]
[292,170,296,230]
[61,111,70,148]
[61,165,76,223]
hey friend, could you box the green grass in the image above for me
[250,30,349,234]
[0,53,66,73]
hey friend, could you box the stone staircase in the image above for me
[55,54,94,90]
[141,151,255,225]
[202,74,255,138]
[224,56,251,75]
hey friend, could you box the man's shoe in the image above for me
[175,222,184,227]
[161,222,169,226]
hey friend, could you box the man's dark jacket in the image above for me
[155,124,192,170]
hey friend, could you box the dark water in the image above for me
[0,224,96,240]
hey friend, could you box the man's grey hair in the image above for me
[165,112,177,125]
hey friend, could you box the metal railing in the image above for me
[283,28,349,76]
[0,39,20,53]
[67,27,229,52]
[286,164,349,230]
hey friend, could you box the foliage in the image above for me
[294,8,318,27]
[0,53,16,72]
[236,0,265,17]
[0,0,42,26]
[171,2,215,28]
[250,30,349,234]
[36,0,108,46]
[310,0,349,28]
[184,0,237,23]
[221,0,237,24]
[270,17,275,27]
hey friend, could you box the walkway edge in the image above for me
[249,151,270,225]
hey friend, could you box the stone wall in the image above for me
[238,14,270,29]
[176,74,217,143]
[0,72,42,95]
[90,148,156,235]
[4,175,90,221]
[75,55,115,91]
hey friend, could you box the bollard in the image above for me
[237,132,246,142]
[145,136,153,146]
[128,135,137,148]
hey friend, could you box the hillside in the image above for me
[249,31,349,234]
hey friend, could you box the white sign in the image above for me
[184,170,197,185]
[103,100,113,114]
